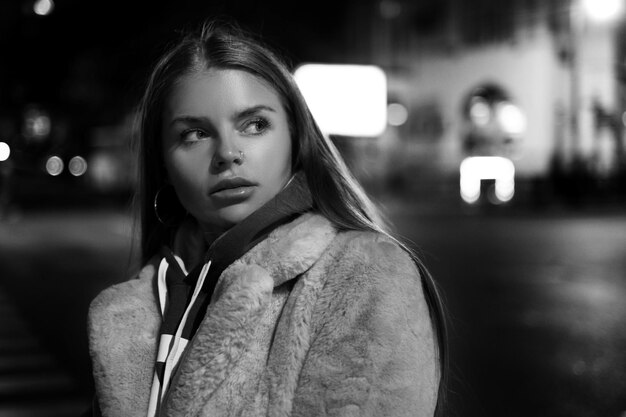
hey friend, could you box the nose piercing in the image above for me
[214,149,245,167]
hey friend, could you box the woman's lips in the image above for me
[210,185,255,202]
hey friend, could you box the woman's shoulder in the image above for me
[287,213,418,281]
[309,227,426,319]
[327,228,419,279]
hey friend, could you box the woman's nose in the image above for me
[211,137,244,169]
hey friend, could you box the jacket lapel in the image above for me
[237,213,338,289]
[162,263,274,416]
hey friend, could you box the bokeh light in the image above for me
[45,156,64,176]
[33,0,54,16]
[582,0,623,22]
[387,103,408,126]
[497,102,527,135]
[0,142,10,162]
[69,156,88,176]
[469,97,491,126]
[24,108,51,142]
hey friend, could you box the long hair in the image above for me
[135,20,448,414]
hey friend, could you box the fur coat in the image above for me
[88,212,439,416]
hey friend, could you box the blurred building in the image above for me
[2,0,625,207]
[337,0,625,201]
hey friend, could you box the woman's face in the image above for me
[162,69,293,233]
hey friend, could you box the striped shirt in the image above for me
[147,250,211,417]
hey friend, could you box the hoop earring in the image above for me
[154,184,185,225]
[154,186,167,224]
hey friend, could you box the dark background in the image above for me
[0,0,350,126]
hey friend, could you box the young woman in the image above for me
[88,21,446,417]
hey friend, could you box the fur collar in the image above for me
[89,212,337,416]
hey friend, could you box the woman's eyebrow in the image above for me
[235,105,276,119]
[169,106,275,127]
[168,116,212,127]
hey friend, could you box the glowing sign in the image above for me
[294,64,387,137]
[460,156,515,204]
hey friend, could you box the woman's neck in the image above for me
[201,224,232,247]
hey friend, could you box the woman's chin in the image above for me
[197,203,257,233]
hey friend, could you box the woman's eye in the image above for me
[180,129,209,143]
[241,118,271,135]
